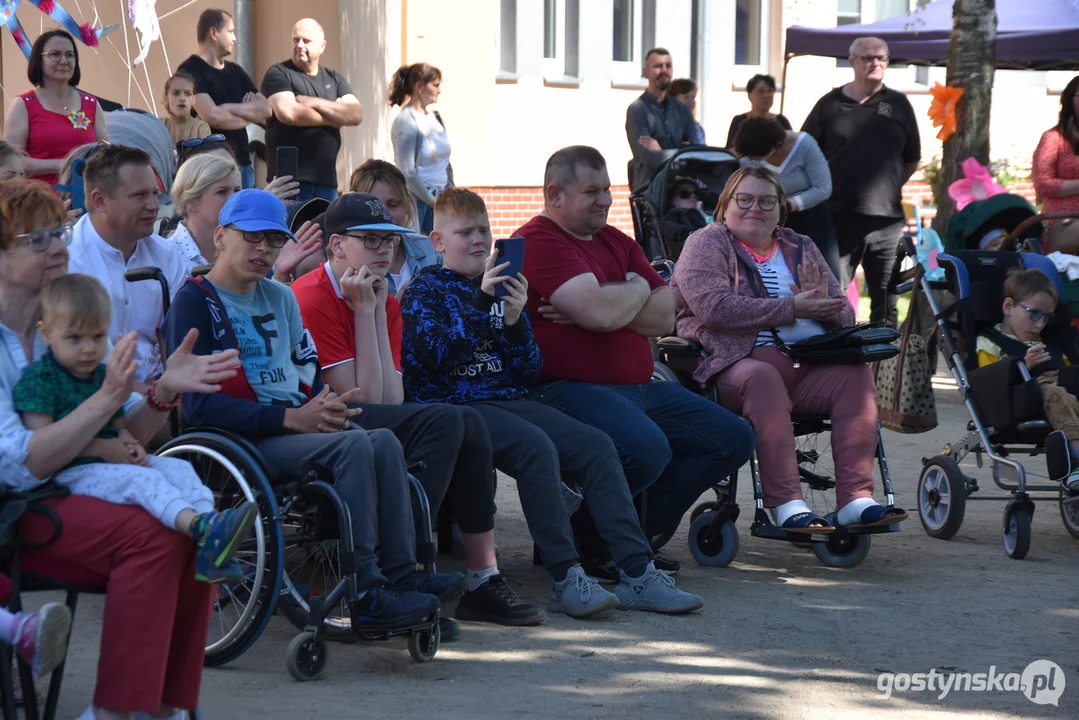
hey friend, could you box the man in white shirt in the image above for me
[68,145,187,388]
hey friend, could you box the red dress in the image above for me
[1032,127,1079,215]
[20,90,98,189]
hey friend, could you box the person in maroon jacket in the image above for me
[518,145,754,571]
[670,165,907,533]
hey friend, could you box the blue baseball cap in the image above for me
[219,189,297,241]
[324,193,413,236]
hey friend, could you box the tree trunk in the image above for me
[931,0,997,236]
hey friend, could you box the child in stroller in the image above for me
[976,267,1079,491]
[658,176,709,259]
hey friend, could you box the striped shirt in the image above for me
[740,132,832,212]
[752,251,828,347]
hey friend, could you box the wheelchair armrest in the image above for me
[656,336,702,352]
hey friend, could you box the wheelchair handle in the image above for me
[124,267,171,316]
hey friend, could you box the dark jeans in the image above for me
[296,182,339,202]
[351,402,495,534]
[470,400,653,576]
[533,380,755,540]
[254,429,414,590]
[833,213,905,326]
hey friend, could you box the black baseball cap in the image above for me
[287,197,331,234]
[323,193,412,237]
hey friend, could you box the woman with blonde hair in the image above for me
[170,153,243,272]
[349,158,442,294]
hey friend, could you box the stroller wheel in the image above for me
[1003,504,1032,560]
[918,457,968,540]
[812,530,871,568]
[1060,489,1079,540]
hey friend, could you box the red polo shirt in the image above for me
[516,215,665,385]
[291,262,403,373]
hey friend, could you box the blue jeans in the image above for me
[240,163,255,189]
[414,194,434,235]
[296,182,339,202]
[533,380,755,539]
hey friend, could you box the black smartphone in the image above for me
[70,158,87,212]
[276,145,299,180]
[493,237,525,297]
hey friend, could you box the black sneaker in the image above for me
[580,556,619,585]
[439,616,461,642]
[654,553,680,576]
[352,585,439,631]
[455,574,547,626]
[394,571,466,604]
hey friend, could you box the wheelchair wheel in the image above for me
[688,512,739,567]
[407,619,441,663]
[286,631,328,682]
[917,456,967,540]
[1060,490,1079,540]
[812,531,871,568]
[1003,504,1032,560]
[157,433,283,668]
[797,432,836,521]
[651,361,680,384]
[279,524,355,644]
[690,501,715,526]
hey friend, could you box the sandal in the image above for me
[841,504,909,528]
[780,511,835,535]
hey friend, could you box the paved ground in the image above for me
[29,376,1078,718]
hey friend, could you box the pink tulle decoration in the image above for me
[78,22,98,48]
[37,0,56,15]
[947,157,1007,211]
[11,27,24,46]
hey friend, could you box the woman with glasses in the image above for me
[734,116,840,279]
[0,178,242,719]
[671,166,906,534]
[3,31,108,189]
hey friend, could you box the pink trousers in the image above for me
[715,347,879,508]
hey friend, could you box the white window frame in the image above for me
[611,0,646,86]
[497,0,518,79]
[543,0,580,81]
[730,0,770,87]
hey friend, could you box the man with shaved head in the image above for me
[262,18,363,202]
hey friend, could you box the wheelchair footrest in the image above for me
[353,609,439,642]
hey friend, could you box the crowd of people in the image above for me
[0,7,1074,718]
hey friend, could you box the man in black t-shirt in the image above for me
[178,8,271,189]
[262,18,363,202]
[803,36,921,327]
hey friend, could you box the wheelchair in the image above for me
[652,338,901,569]
[908,246,1079,559]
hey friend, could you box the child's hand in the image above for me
[92,439,139,465]
[126,440,150,467]
[1025,343,1050,369]
[500,274,528,326]
[480,250,511,298]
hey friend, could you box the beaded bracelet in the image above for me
[146,380,180,412]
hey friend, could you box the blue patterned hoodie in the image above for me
[400,266,542,404]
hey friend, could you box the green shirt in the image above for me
[12,351,123,468]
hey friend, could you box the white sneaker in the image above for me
[615,562,703,614]
[549,565,619,617]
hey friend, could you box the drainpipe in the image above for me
[234,0,255,77]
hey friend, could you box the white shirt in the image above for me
[68,214,188,383]
[407,108,452,191]
[388,262,412,295]
[753,250,827,346]
[170,221,209,275]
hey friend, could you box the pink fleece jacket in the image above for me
[670,223,856,384]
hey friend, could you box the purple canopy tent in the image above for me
[781,0,1079,108]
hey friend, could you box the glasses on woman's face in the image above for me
[42,51,76,64]
[230,227,289,249]
[12,225,73,252]
[1017,301,1055,326]
[347,233,403,250]
[733,193,779,212]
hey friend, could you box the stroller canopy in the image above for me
[944,194,1038,252]
[785,0,1079,71]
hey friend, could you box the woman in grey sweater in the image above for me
[389,62,452,235]
[734,116,840,280]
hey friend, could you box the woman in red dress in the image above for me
[1032,75,1079,216]
[3,30,108,189]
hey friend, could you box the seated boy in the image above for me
[400,187,703,617]
[164,188,465,630]
[291,192,544,629]
[977,268,1079,490]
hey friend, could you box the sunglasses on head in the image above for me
[181,134,227,149]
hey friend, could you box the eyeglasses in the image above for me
[11,225,73,252]
[42,51,76,63]
[675,190,699,201]
[345,233,403,250]
[1017,302,1056,326]
[181,134,227,149]
[733,193,779,212]
[856,54,889,65]
[228,226,289,249]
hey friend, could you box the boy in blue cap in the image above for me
[164,188,465,631]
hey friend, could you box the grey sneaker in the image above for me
[615,563,703,614]
[549,565,620,618]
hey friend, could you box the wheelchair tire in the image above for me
[1060,490,1079,540]
[812,531,871,568]
[651,361,681,384]
[917,456,967,540]
[286,631,328,682]
[688,513,739,567]
[690,501,715,526]
[157,433,283,668]
[1003,506,1032,560]
[407,619,441,663]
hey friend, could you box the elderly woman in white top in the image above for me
[389,62,452,235]
[733,116,840,281]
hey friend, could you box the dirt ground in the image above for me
[29,375,1078,719]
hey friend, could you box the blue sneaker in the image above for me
[195,555,247,584]
[194,501,257,568]
[351,585,439,632]
[393,571,466,604]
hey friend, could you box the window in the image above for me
[499,0,517,74]
[612,0,635,63]
[837,0,861,26]
[543,0,579,79]
[735,0,763,66]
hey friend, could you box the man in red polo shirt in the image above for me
[292,192,544,631]
[517,146,754,569]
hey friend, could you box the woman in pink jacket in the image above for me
[1032,76,1079,219]
[670,166,907,533]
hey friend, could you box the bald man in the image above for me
[262,18,363,201]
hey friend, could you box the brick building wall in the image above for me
[471,180,1038,239]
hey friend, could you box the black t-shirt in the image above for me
[177,55,259,166]
[261,61,353,187]
[801,86,920,218]
[725,112,792,149]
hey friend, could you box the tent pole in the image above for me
[780,53,792,115]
